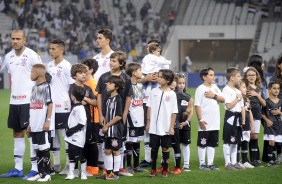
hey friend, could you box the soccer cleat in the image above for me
[133,166,148,172]
[86,166,99,175]
[126,167,135,174]
[170,167,182,174]
[199,164,210,171]
[65,172,75,180]
[183,165,191,172]
[106,172,119,180]
[37,174,51,182]
[150,170,157,177]
[233,163,245,169]
[267,161,277,167]
[225,163,236,170]
[96,174,106,180]
[161,170,168,178]
[208,165,220,170]
[22,170,38,180]
[252,160,264,168]
[156,166,170,173]
[26,174,40,181]
[139,160,151,167]
[49,167,56,176]
[59,165,69,175]
[0,169,24,178]
[80,171,87,180]
[53,164,61,173]
[243,162,254,169]
[119,168,133,176]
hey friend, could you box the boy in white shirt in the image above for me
[195,68,225,170]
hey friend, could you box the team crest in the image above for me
[130,130,136,137]
[201,138,207,145]
[56,69,62,77]
[102,60,107,67]
[111,139,118,147]
[230,136,235,143]
[21,58,27,66]
[165,95,171,102]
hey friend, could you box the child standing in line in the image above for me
[124,63,148,173]
[222,68,245,170]
[27,64,53,181]
[237,80,255,169]
[262,81,282,167]
[102,75,125,180]
[146,69,178,178]
[64,85,87,180]
[243,67,266,167]
[194,68,225,170]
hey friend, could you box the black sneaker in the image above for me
[199,164,210,170]
[252,160,264,168]
[208,165,220,170]
[139,160,151,167]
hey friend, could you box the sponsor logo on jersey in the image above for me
[55,104,61,108]
[12,95,27,100]
[30,102,44,109]
[132,99,143,107]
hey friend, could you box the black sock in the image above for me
[93,143,98,167]
[254,139,259,161]
[37,151,44,175]
[85,143,98,167]
[172,143,181,168]
[162,151,170,171]
[249,139,255,162]
[267,144,274,162]
[262,140,269,162]
[276,142,282,155]
[241,141,248,163]
[42,150,51,175]
[273,144,277,161]
[237,143,241,163]
[132,142,140,168]
[125,142,133,167]
[151,149,158,170]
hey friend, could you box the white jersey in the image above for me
[147,88,178,135]
[93,50,114,81]
[64,104,87,148]
[194,84,222,131]
[3,47,42,104]
[222,85,244,112]
[128,83,144,127]
[47,59,74,113]
[141,54,171,74]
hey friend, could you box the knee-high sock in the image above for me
[237,143,241,163]
[162,151,170,171]
[125,142,133,167]
[97,142,104,165]
[85,143,98,167]
[105,154,113,172]
[144,132,151,162]
[151,149,158,170]
[42,149,51,175]
[132,142,140,168]
[267,144,274,162]
[207,147,215,165]
[230,144,238,165]
[198,146,206,165]
[182,144,190,166]
[119,142,125,169]
[114,155,121,174]
[276,142,282,156]
[14,138,25,170]
[223,144,231,165]
[29,137,38,172]
[61,129,69,165]
[52,130,61,166]
[172,143,181,168]
[241,141,249,163]
[249,139,256,162]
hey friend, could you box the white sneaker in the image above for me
[37,174,51,182]
[65,172,75,180]
[243,162,254,169]
[74,169,80,177]
[59,165,69,175]
[81,172,87,180]
[119,168,133,176]
[26,174,41,181]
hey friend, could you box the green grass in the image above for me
[0,89,282,184]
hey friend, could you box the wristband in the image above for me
[46,118,51,122]
[213,94,218,100]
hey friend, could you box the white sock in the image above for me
[29,137,38,172]
[14,138,25,170]
[198,146,206,165]
[97,143,103,162]
[207,147,215,165]
[223,144,231,165]
[182,144,190,166]
[114,155,121,173]
[119,143,124,169]
[52,130,60,166]
[69,162,75,173]
[230,144,238,165]
[144,132,151,162]
[81,162,86,173]
[105,154,113,171]
[61,129,69,166]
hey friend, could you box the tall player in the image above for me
[93,29,114,168]
[0,29,42,180]
[47,39,74,174]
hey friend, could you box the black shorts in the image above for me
[197,130,219,147]
[8,104,30,131]
[127,126,145,142]
[179,127,191,145]
[31,131,51,151]
[149,134,172,149]
[223,122,241,144]
[55,113,69,129]
[86,123,99,144]
[171,128,180,146]
[68,143,85,162]
[104,137,122,151]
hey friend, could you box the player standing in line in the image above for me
[0,29,42,180]
[47,39,74,174]
[194,68,225,170]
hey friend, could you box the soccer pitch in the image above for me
[0,89,282,184]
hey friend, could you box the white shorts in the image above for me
[252,119,261,134]
[241,131,250,142]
